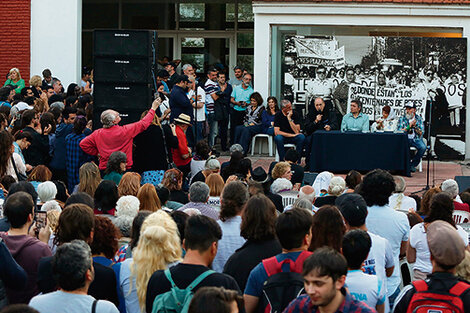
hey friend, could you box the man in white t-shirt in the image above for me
[29,240,119,313]
[204,68,220,149]
[187,75,206,145]
[358,169,410,310]
[336,193,394,312]
[343,229,387,313]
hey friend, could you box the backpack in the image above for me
[406,279,470,313]
[258,251,312,313]
[151,268,215,313]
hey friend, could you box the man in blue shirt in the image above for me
[244,208,313,313]
[341,99,370,132]
[397,103,426,173]
[230,73,253,145]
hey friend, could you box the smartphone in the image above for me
[35,211,47,229]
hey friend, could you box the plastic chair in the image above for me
[409,147,423,172]
[399,258,414,289]
[281,194,298,208]
[275,144,296,162]
[453,210,470,224]
[250,134,273,157]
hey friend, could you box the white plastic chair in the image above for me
[281,194,298,208]
[453,210,470,224]
[250,134,273,157]
[275,143,296,162]
[410,147,423,172]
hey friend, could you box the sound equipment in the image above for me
[92,29,157,128]
[455,176,470,193]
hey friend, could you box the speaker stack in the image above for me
[93,29,157,129]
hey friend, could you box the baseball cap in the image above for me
[427,220,465,267]
[404,102,417,109]
[335,193,368,227]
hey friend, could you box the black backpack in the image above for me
[258,251,312,313]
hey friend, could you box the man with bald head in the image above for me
[80,98,161,171]
[283,185,315,212]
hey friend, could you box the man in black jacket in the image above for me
[304,97,338,169]
[21,110,51,167]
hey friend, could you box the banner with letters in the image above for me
[282,34,467,159]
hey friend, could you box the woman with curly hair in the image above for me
[407,192,469,280]
[118,172,141,197]
[91,215,119,266]
[309,205,345,252]
[271,161,291,181]
[161,168,188,204]
[75,162,101,197]
[0,130,26,182]
[224,194,282,290]
[120,210,182,313]
[103,151,127,185]
[137,183,161,212]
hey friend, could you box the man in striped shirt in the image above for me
[204,68,220,149]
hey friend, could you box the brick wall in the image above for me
[0,1,30,85]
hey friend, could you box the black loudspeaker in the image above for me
[94,57,153,84]
[93,109,149,130]
[93,83,152,110]
[94,30,156,58]
[455,176,470,193]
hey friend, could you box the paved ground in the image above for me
[218,153,470,196]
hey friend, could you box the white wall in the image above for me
[31,0,82,88]
[253,2,470,157]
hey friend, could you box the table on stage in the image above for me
[308,130,411,176]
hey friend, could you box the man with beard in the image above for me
[333,68,356,117]
[303,97,338,168]
[283,247,376,313]
[230,73,253,145]
[22,110,52,166]
[169,75,193,123]
[397,103,425,173]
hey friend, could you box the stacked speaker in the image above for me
[93,29,157,128]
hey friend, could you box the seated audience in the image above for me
[91,216,119,267]
[190,140,211,183]
[136,184,161,212]
[420,186,441,217]
[188,287,243,313]
[309,205,345,252]
[213,181,249,272]
[161,169,188,205]
[344,170,361,193]
[94,180,119,216]
[114,195,140,247]
[389,176,417,212]
[177,182,219,220]
[313,176,346,208]
[114,211,152,263]
[191,156,220,184]
[249,167,283,213]
[312,171,333,197]
[118,172,141,198]
[223,194,282,291]
[270,178,294,195]
[75,162,101,197]
[441,179,470,213]
[205,173,224,209]
[0,239,27,310]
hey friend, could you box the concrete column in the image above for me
[31,0,82,87]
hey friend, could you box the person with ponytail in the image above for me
[119,210,182,313]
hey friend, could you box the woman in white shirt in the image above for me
[371,105,398,132]
[407,192,469,280]
[0,130,26,182]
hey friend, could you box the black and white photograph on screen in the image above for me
[282,35,467,160]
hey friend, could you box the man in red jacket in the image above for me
[80,98,161,170]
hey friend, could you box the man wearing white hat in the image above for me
[172,113,193,177]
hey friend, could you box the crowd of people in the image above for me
[0,64,468,313]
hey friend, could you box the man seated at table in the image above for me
[304,97,338,168]
[274,100,305,162]
[341,99,370,132]
[397,103,426,173]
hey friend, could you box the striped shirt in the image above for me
[204,79,219,113]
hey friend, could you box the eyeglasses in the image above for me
[317,71,325,74]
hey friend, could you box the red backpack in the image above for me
[406,280,470,313]
[258,251,312,313]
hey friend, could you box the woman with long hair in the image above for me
[407,192,469,280]
[262,96,279,136]
[224,194,282,290]
[161,168,188,204]
[65,115,92,192]
[118,172,141,197]
[76,162,101,197]
[205,173,224,208]
[137,183,162,212]
[103,151,127,185]
[309,205,346,252]
[120,210,182,313]
[234,92,265,154]
[0,130,26,182]
[133,109,178,177]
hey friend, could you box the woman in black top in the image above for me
[133,110,178,173]
[161,168,188,204]
[223,194,282,291]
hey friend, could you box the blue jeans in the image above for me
[274,134,305,162]
[191,121,205,145]
[388,286,401,310]
[265,127,274,136]
[207,113,218,148]
[235,124,264,154]
[409,137,426,168]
